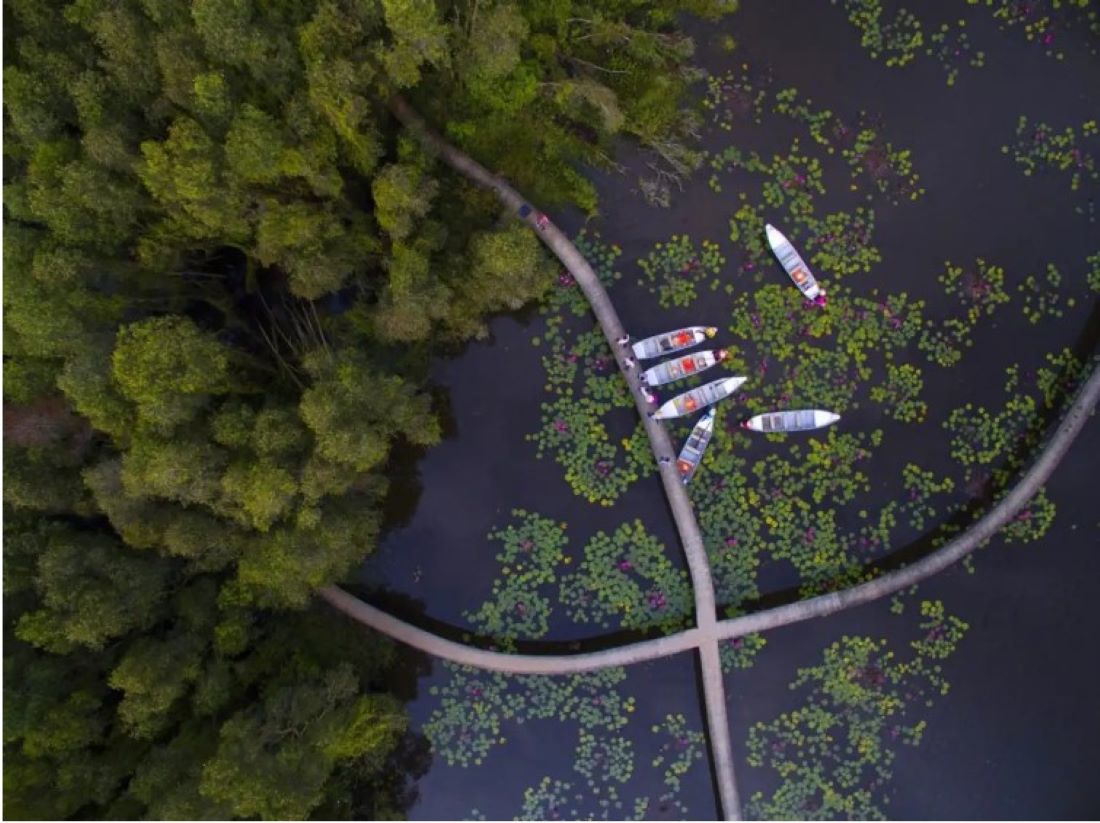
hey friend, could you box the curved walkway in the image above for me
[324,353,1099,668]
[328,95,1100,821]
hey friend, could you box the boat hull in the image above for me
[676,409,716,485]
[654,376,747,419]
[632,326,717,361]
[744,409,840,433]
[765,224,822,301]
[642,350,723,387]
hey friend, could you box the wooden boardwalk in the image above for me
[320,95,1100,821]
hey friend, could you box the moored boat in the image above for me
[653,376,747,420]
[676,409,716,485]
[632,326,717,361]
[642,349,729,387]
[742,409,840,433]
[765,224,824,303]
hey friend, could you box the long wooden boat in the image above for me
[765,224,823,302]
[632,326,717,361]
[642,349,729,387]
[676,408,716,485]
[742,409,840,433]
[653,376,747,420]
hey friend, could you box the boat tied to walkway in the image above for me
[643,349,729,387]
[676,409,717,484]
[632,326,717,361]
[765,224,824,303]
[743,409,840,433]
[653,376,747,420]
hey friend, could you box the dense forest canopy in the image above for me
[2,0,736,817]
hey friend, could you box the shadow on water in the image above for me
[377,386,459,536]
[345,582,665,656]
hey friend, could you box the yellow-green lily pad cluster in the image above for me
[559,520,693,634]
[1002,115,1098,191]
[703,62,773,131]
[636,234,726,308]
[944,350,1085,544]
[1018,263,1075,324]
[461,510,570,647]
[971,0,1100,59]
[746,598,969,819]
[917,258,1011,367]
[425,664,632,768]
[528,235,653,506]
[832,2,986,84]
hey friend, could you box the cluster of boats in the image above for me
[630,225,838,484]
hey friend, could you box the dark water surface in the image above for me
[359,1,1100,818]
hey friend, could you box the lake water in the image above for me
[356,1,1100,818]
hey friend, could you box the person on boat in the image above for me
[812,290,828,308]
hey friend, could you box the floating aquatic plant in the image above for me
[719,624,768,672]
[832,0,925,66]
[559,520,693,634]
[703,63,773,130]
[969,0,1100,59]
[771,88,924,203]
[651,713,706,797]
[502,713,711,820]
[1018,263,1075,324]
[844,118,924,204]
[942,258,1011,318]
[746,599,969,819]
[898,464,957,531]
[636,234,726,309]
[518,777,576,821]
[462,511,569,646]
[917,258,1012,367]
[804,208,882,277]
[942,351,1084,547]
[1002,115,1099,191]
[424,664,632,768]
[1087,251,1100,292]
[927,20,986,85]
[870,363,927,423]
[529,323,652,505]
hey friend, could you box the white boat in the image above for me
[653,376,747,420]
[765,224,823,302]
[643,349,729,387]
[742,409,840,433]
[676,409,716,485]
[632,326,717,361]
